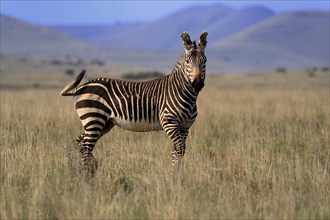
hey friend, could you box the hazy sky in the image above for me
[1,1,329,25]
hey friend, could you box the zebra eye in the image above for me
[186,60,190,64]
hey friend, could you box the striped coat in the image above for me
[61,32,208,176]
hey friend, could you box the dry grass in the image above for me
[0,71,329,219]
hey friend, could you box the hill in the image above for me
[1,6,329,74]
[211,10,330,72]
[0,14,181,72]
[206,6,274,43]
[0,14,109,58]
[53,4,274,50]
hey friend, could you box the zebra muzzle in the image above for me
[192,80,204,92]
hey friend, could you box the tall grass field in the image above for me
[1,71,329,219]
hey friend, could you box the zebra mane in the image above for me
[193,41,197,49]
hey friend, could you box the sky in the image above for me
[0,1,329,25]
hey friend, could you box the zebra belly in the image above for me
[111,118,162,132]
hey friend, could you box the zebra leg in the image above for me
[76,133,85,145]
[78,120,114,177]
[171,143,185,168]
[78,130,100,177]
[99,120,115,138]
[171,128,189,168]
[163,123,187,168]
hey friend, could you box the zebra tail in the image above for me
[60,69,86,96]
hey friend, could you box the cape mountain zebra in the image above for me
[61,31,208,176]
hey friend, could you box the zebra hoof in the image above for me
[171,158,183,170]
[80,155,98,178]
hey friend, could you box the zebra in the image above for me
[61,31,208,176]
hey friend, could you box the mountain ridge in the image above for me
[0,14,112,58]
[211,10,330,72]
[1,5,329,73]
[53,4,275,50]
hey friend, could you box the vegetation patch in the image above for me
[1,72,329,219]
[122,71,165,80]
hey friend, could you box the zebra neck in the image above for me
[170,61,199,98]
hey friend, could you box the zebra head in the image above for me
[181,31,208,92]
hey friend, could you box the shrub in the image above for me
[321,66,329,72]
[65,69,74,76]
[305,68,316,77]
[275,67,287,74]
[91,59,105,66]
[122,71,165,80]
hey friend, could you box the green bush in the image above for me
[275,67,287,74]
[64,69,75,76]
[321,66,329,72]
[122,71,165,80]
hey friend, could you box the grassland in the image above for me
[0,70,329,219]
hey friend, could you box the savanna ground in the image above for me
[0,69,329,219]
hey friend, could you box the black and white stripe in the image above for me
[61,32,208,175]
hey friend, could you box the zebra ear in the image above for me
[181,32,193,53]
[198,32,208,51]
